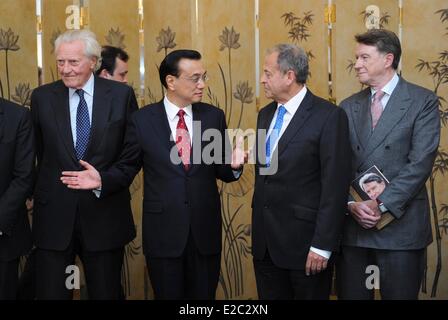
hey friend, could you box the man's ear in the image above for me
[99,69,111,79]
[166,75,176,91]
[286,70,296,85]
[384,53,394,69]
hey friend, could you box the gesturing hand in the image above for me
[231,136,248,170]
[60,160,102,190]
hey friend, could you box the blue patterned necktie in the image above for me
[265,105,287,166]
[75,89,90,160]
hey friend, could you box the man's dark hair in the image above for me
[364,174,384,185]
[95,45,129,76]
[355,29,402,70]
[159,49,202,88]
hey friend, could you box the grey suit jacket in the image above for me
[340,77,440,250]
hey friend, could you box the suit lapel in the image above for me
[150,101,177,151]
[51,81,78,164]
[276,90,314,158]
[0,102,4,142]
[256,102,276,165]
[361,78,411,164]
[259,102,277,131]
[188,103,203,175]
[150,101,185,174]
[352,88,372,151]
[84,77,112,160]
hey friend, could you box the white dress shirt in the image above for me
[266,86,331,260]
[370,72,399,111]
[163,96,242,178]
[164,96,193,144]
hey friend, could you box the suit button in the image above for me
[264,204,269,209]
[264,179,269,184]
[357,146,360,151]
[385,146,390,150]
[357,170,361,174]
[184,201,189,205]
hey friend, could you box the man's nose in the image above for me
[60,62,70,74]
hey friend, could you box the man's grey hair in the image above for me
[267,44,308,84]
[55,29,102,71]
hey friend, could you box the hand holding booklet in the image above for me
[350,165,394,230]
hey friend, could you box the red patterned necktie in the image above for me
[176,109,191,171]
[371,90,385,129]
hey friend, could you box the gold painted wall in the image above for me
[333,0,399,104]
[0,0,37,105]
[143,0,192,104]
[196,0,256,299]
[1,0,447,300]
[259,0,328,107]
[89,0,140,92]
[41,0,73,84]
[401,0,448,300]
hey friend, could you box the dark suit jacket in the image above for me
[340,77,440,250]
[252,90,352,270]
[30,76,138,252]
[100,101,238,258]
[0,98,34,261]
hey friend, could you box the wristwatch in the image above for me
[378,202,388,214]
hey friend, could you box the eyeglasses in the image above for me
[179,74,209,84]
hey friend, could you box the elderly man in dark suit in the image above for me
[30,29,138,299]
[336,29,440,300]
[0,98,34,299]
[251,44,352,299]
[60,49,246,299]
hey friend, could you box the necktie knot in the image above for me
[373,90,385,102]
[76,89,85,99]
[178,109,186,118]
[277,105,287,119]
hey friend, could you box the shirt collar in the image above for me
[278,85,307,115]
[164,96,193,121]
[371,73,399,97]
[68,73,95,99]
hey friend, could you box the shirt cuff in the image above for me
[232,169,242,179]
[92,188,102,198]
[310,246,332,259]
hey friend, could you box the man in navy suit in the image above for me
[61,49,246,299]
[31,29,138,299]
[0,98,34,299]
[251,44,352,299]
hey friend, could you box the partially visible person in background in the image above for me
[0,98,34,299]
[96,45,129,84]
